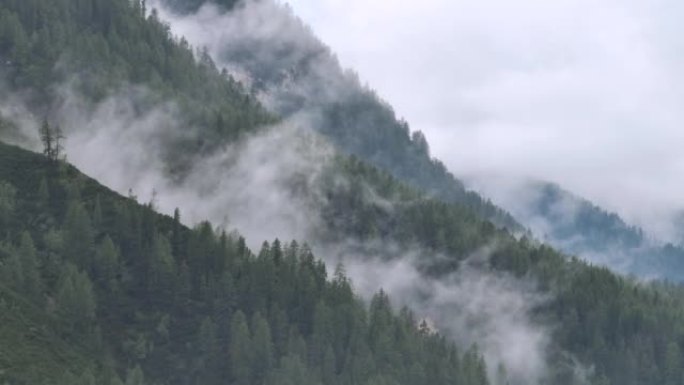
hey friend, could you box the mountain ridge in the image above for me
[3,1,684,384]
[474,178,684,281]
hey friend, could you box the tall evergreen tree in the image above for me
[18,231,41,299]
[230,311,253,385]
[57,263,96,332]
[63,201,94,268]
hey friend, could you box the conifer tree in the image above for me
[251,312,275,383]
[63,201,94,268]
[19,231,41,298]
[124,365,145,385]
[93,236,120,292]
[196,316,220,384]
[39,119,65,162]
[230,311,253,385]
[2,248,22,291]
[0,181,15,232]
[57,264,96,332]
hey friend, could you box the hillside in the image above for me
[479,180,684,281]
[0,0,520,234]
[315,157,684,385]
[6,132,684,385]
[0,0,273,175]
[0,141,494,385]
[2,1,684,385]
[154,0,522,231]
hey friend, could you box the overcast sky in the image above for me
[285,0,684,240]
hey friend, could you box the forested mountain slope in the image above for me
[0,141,492,385]
[6,133,684,385]
[155,0,521,231]
[481,180,684,281]
[318,157,684,385]
[2,1,684,385]
[0,0,272,173]
[0,0,519,233]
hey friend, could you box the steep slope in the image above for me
[153,0,522,231]
[0,0,518,234]
[2,1,684,385]
[0,0,272,173]
[6,137,684,385]
[0,141,492,385]
[318,158,684,385]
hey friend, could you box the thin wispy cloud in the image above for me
[287,0,684,241]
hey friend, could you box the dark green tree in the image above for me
[63,201,94,268]
[56,263,96,332]
[18,231,41,298]
[230,310,253,385]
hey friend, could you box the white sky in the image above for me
[286,0,684,240]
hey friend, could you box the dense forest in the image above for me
[0,142,491,385]
[0,0,272,175]
[0,0,517,231]
[1,1,684,385]
[318,157,684,385]
[6,126,684,385]
[157,0,522,231]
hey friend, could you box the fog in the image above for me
[286,0,684,244]
[328,243,559,385]
[0,81,573,383]
[0,1,597,383]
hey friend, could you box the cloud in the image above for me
[61,89,333,246]
[322,241,590,385]
[0,3,595,382]
[285,0,684,242]
[0,77,581,384]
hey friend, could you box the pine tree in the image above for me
[57,264,96,332]
[39,119,65,162]
[93,236,120,292]
[37,176,50,206]
[229,311,253,385]
[172,207,182,257]
[2,247,22,291]
[19,231,41,299]
[124,365,145,385]
[0,181,16,232]
[92,194,103,230]
[196,316,220,384]
[251,312,274,383]
[150,233,176,301]
[63,201,94,268]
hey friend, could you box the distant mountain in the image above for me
[476,179,684,281]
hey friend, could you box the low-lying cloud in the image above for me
[286,0,684,243]
[0,1,600,382]
[0,78,581,384]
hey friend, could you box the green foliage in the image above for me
[0,0,273,175]
[0,2,681,384]
[18,231,41,298]
[93,235,121,292]
[63,200,94,267]
[0,180,15,234]
[166,0,521,231]
[319,155,684,385]
[518,182,684,281]
[0,142,487,385]
[56,263,96,332]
